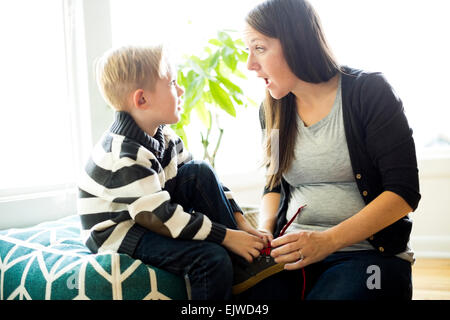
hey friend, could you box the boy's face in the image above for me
[147,70,184,125]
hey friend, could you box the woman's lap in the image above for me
[305,250,412,300]
[235,250,412,300]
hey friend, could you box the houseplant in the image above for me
[171,30,256,168]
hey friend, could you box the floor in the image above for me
[412,258,450,300]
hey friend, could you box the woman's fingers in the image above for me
[284,257,308,270]
[272,247,302,262]
[270,232,299,248]
[270,234,301,257]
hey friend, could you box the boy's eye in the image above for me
[255,46,265,52]
[169,80,177,87]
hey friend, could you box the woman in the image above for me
[241,0,421,300]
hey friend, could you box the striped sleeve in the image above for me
[78,133,226,252]
[222,185,243,215]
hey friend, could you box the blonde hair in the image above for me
[95,45,171,110]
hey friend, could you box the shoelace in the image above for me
[259,204,307,255]
[259,204,307,299]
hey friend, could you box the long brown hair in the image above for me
[246,0,341,190]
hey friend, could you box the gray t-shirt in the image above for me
[282,77,414,262]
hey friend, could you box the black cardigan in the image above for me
[261,66,421,256]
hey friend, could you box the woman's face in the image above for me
[243,24,298,100]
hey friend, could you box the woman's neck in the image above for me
[292,74,340,127]
[292,74,340,110]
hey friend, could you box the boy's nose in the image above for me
[177,85,185,97]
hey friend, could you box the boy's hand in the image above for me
[255,229,274,248]
[234,212,273,248]
[222,229,265,263]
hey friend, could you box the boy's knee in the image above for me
[201,244,232,276]
[193,160,214,173]
[184,160,216,182]
[182,160,213,174]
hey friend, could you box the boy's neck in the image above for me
[126,108,160,137]
[111,111,165,156]
[136,119,159,137]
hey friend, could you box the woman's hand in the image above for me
[270,229,338,270]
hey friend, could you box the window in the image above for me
[0,1,76,192]
[0,0,113,229]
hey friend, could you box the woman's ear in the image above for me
[132,89,149,109]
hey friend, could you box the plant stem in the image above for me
[211,128,224,168]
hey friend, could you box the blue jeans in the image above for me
[236,250,412,300]
[132,160,239,300]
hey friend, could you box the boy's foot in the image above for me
[232,252,285,295]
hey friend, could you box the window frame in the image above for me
[0,0,113,230]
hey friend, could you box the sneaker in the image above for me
[231,248,285,295]
[232,205,307,295]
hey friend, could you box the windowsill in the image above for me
[0,183,77,200]
[417,153,450,179]
[0,184,77,230]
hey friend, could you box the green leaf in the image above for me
[208,80,236,117]
[203,91,213,104]
[232,68,247,79]
[221,46,237,71]
[216,61,232,78]
[216,74,243,95]
[208,50,221,69]
[208,39,222,46]
[231,93,244,106]
[184,76,205,107]
[246,96,258,107]
[170,125,189,149]
[218,31,236,49]
[237,50,248,63]
[188,57,208,78]
[234,39,245,47]
[194,101,211,128]
[178,69,187,87]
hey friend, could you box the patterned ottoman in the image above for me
[0,215,187,300]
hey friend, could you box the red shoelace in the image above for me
[260,204,307,299]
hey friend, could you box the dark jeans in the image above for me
[133,160,239,300]
[237,250,412,300]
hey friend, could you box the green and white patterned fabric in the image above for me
[0,215,188,300]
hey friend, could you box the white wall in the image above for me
[410,158,450,258]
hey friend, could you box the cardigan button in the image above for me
[378,246,385,253]
[362,190,368,196]
[356,174,362,179]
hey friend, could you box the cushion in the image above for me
[0,215,187,300]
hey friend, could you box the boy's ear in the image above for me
[132,89,149,109]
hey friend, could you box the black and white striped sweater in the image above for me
[77,111,240,256]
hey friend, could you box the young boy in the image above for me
[77,45,278,300]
